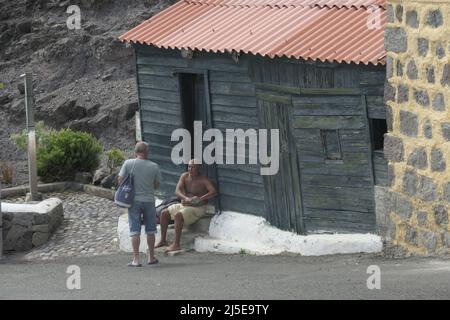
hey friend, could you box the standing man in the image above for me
[156,159,217,252]
[118,141,161,267]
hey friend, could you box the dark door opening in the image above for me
[178,72,220,212]
[179,73,206,155]
[370,118,388,152]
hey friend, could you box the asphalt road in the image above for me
[0,252,449,300]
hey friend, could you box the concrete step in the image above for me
[118,212,214,253]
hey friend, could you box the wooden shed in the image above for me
[120,0,388,234]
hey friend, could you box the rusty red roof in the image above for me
[119,0,386,65]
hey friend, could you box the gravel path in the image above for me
[3,191,125,260]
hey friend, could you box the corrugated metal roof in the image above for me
[185,0,387,9]
[120,0,386,65]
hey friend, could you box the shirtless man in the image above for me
[156,159,217,252]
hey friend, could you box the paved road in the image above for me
[0,252,449,300]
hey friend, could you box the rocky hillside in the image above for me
[0,0,174,184]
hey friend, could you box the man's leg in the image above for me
[155,209,169,248]
[143,202,158,264]
[166,212,183,252]
[131,235,140,265]
[128,202,142,266]
[146,234,156,263]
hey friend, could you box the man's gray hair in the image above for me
[135,141,149,154]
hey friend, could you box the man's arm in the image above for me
[198,178,217,202]
[117,161,128,185]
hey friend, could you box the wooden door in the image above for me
[258,100,304,234]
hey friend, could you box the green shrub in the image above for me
[107,148,126,173]
[10,121,54,152]
[37,129,103,182]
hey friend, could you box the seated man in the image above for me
[156,159,217,252]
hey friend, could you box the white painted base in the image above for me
[194,211,383,256]
[117,214,161,253]
[1,198,62,214]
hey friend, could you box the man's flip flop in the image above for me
[147,259,159,265]
[127,262,142,267]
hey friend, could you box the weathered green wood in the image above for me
[212,111,256,125]
[255,83,301,95]
[220,195,265,215]
[333,67,360,88]
[255,91,292,105]
[214,121,259,130]
[212,105,257,116]
[361,94,376,186]
[216,163,261,175]
[304,209,376,232]
[299,161,371,177]
[141,112,182,126]
[257,99,304,234]
[142,121,180,136]
[217,169,264,184]
[359,70,386,86]
[140,101,181,116]
[211,94,256,108]
[373,151,388,186]
[209,70,253,83]
[303,185,374,200]
[218,181,265,201]
[299,88,361,95]
[137,55,247,73]
[339,129,367,140]
[303,196,374,213]
[210,82,255,97]
[139,74,178,91]
[137,64,176,77]
[293,116,365,130]
[140,88,180,103]
[293,103,364,116]
[301,174,372,188]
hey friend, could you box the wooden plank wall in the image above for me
[249,57,386,233]
[135,45,265,214]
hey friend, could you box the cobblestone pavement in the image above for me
[3,192,125,260]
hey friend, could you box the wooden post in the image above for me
[135,111,142,142]
[22,73,42,202]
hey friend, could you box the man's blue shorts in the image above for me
[128,201,157,236]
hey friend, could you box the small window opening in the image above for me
[321,130,342,161]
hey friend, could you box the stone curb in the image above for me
[0,182,115,201]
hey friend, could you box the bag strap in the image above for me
[130,159,137,176]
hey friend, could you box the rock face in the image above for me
[0,0,175,178]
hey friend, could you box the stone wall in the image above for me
[382,0,450,255]
[1,199,63,252]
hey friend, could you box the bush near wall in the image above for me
[37,129,103,183]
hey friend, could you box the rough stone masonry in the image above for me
[381,0,450,255]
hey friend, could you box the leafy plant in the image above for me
[107,148,126,174]
[37,129,103,182]
[10,121,54,152]
[0,162,13,185]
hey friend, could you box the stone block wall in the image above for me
[383,0,450,255]
[1,199,63,252]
